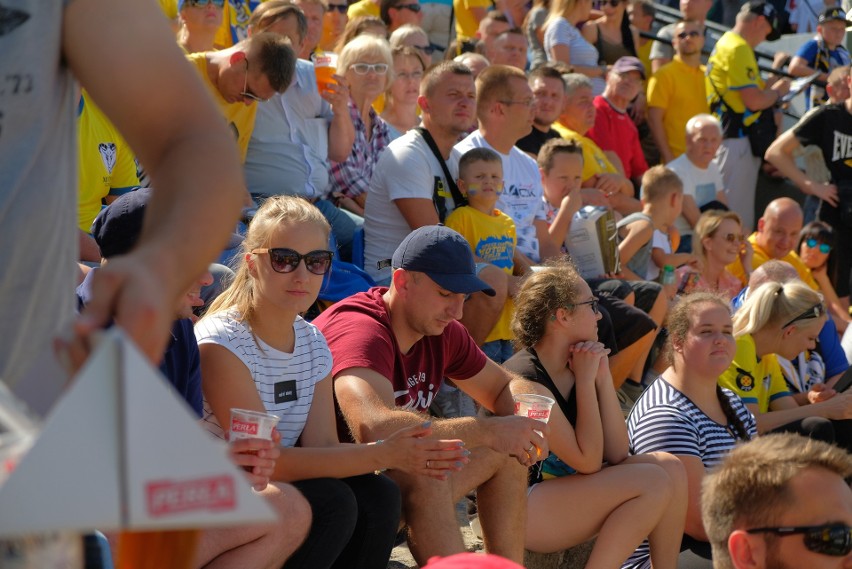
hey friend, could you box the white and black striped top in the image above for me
[195,311,333,447]
[627,377,757,468]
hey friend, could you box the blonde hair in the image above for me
[544,0,582,37]
[511,259,585,348]
[205,196,330,322]
[693,210,743,263]
[733,280,823,337]
[640,165,683,203]
[337,34,394,89]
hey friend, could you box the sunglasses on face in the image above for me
[677,30,701,39]
[327,3,348,12]
[806,238,832,254]
[251,248,334,275]
[395,3,422,11]
[186,0,226,7]
[747,524,852,557]
[241,60,268,103]
[569,298,599,315]
[720,232,744,243]
[594,0,622,8]
[350,62,389,75]
[782,301,826,329]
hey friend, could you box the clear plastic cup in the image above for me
[513,394,556,423]
[229,408,279,441]
[311,51,338,93]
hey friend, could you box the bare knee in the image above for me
[267,482,312,550]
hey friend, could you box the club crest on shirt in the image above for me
[98,143,117,174]
[735,367,755,392]
[747,68,756,81]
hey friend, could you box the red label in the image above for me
[528,409,550,420]
[146,475,236,517]
[514,402,521,414]
[231,419,259,436]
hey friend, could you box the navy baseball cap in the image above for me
[742,1,781,41]
[819,6,849,23]
[387,225,496,296]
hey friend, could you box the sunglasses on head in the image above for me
[806,238,832,254]
[350,62,389,75]
[677,30,701,39]
[186,0,226,7]
[747,524,852,557]
[251,248,334,275]
[327,3,348,12]
[782,301,825,329]
[395,2,422,11]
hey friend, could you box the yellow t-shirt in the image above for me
[636,39,653,80]
[77,92,140,233]
[706,31,765,128]
[647,58,709,158]
[158,0,178,20]
[453,0,492,41]
[348,0,381,19]
[726,233,819,290]
[187,53,257,162]
[719,333,791,414]
[445,206,516,343]
[552,123,618,181]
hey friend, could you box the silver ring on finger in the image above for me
[426,460,431,469]
[526,444,535,453]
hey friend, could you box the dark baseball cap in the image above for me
[819,6,849,23]
[92,188,242,259]
[742,1,781,41]
[387,225,496,296]
[611,56,646,80]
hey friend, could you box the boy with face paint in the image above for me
[445,147,519,364]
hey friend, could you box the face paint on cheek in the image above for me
[465,183,482,196]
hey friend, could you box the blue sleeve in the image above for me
[794,40,819,65]
[819,318,849,378]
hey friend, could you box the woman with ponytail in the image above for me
[628,292,757,567]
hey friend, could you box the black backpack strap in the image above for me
[414,127,468,220]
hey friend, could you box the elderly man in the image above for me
[707,1,790,232]
[647,19,710,164]
[766,65,852,301]
[553,74,639,215]
[650,0,717,72]
[313,225,549,566]
[588,56,649,186]
[702,434,852,569]
[516,65,566,156]
[666,114,727,253]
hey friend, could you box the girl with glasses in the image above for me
[628,292,757,568]
[196,196,467,569]
[676,210,749,300]
[505,260,687,569]
[798,220,850,333]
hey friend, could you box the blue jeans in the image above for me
[481,339,514,364]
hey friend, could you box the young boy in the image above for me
[445,147,518,364]
[538,139,585,250]
[617,166,684,282]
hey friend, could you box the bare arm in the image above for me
[749,393,852,433]
[65,0,244,362]
[550,44,605,78]
[738,84,785,113]
[765,130,839,207]
[788,56,828,81]
[546,190,583,246]
[395,197,440,230]
[323,76,356,163]
[79,230,101,263]
[617,221,654,267]
[536,219,559,262]
[647,107,674,165]
[676,454,710,540]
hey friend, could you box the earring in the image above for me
[550,314,557,321]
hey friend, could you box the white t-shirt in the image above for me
[195,311,333,448]
[666,153,725,237]
[647,230,671,281]
[364,129,461,280]
[543,17,605,95]
[455,131,547,262]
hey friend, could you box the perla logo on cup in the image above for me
[231,420,259,435]
[514,402,521,414]
[528,409,550,420]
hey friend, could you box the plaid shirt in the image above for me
[328,99,390,199]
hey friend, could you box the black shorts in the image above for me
[597,294,657,352]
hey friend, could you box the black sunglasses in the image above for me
[327,3,348,12]
[782,302,825,329]
[252,248,333,275]
[569,298,599,315]
[395,3,422,11]
[747,524,852,556]
[186,0,226,7]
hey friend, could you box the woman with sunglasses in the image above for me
[196,196,467,569]
[505,261,687,569]
[676,210,749,300]
[628,292,757,568]
[798,221,851,334]
[381,46,424,139]
[718,280,852,448]
[176,0,225,54]
[543,0,607,95]
[580,0,638,65]
[328,34,393,218]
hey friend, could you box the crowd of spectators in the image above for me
[6,0,852,567]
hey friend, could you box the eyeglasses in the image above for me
[676,30,701,39]
[350,63,389,75]
[241,60,268,103]
[251,248,334,275]
[327,3,348,12]
[568,298,599,314]
[720,232,745,243]
[414,44,436,55]
[498,98,536,107]
[395,3,422,11]
[396,70,424,81]
[782,302,826,329]
[185,0,226,7]
[594,0,622,8]
[806,238,832,254]
[747,524,852,556]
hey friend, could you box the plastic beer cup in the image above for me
[311,51,338,93]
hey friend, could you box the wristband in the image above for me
[372,439,386,475]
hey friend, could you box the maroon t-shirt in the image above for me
[313,287,487,412]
